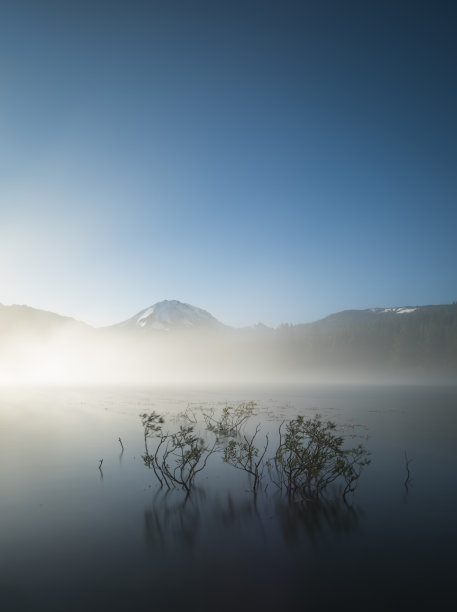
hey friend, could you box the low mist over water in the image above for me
[1,384,456,611]
[1,301,456,385]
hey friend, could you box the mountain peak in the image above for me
[119,300,223,331]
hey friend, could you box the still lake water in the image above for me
[0,384,456,611]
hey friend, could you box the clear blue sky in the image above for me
[1,0,456,327]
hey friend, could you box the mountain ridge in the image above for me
[1,299,456,383]
[1,299,455,331]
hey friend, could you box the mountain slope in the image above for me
[279,303,457,372]
[0,303,90,339]
[113,300,224,331]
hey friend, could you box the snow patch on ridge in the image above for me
[370,307,418,315]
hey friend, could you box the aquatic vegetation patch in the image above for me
[140,403,370,502]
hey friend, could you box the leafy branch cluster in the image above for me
[140,405,370,503]
[141,411,216,494]
[269,415,370,501]
[202,401,257,437]
[223,424,269,494]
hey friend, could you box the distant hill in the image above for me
[274,304,457,374]
[0,303,89,339]
[1,300,456,383]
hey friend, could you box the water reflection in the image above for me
[404,451,412,493]
[275,495,362,548]
[144,488,205,551]
[143,488,362,552]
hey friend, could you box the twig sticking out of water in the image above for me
[99,459,104,471]
[118,437,124,451]
[404,452,412,492]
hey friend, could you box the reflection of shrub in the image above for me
[270,415,370,501]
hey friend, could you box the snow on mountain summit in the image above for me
[119,300,223,331]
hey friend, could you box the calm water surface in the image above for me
[0,385,456,611]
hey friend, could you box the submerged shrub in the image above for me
[140,411,165,451]
[223,424,269,494]
[140,407,370,503]
[203,401,257,437]
[270,414,370,501]
[141,412,216,494]
[162,425,216,493]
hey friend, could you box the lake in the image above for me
[0,384,456,611]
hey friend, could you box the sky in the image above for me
[1,0,456,328]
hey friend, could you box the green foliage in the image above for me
[141,413,216,494]
[140,405,370,503]
[140,411,165,440]
[271,414,370,500]
[203,401,257,437]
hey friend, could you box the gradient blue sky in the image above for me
[1,0,456,327]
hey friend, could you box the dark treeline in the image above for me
[273,304,457,374]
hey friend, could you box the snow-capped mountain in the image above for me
[115,300,224,331]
